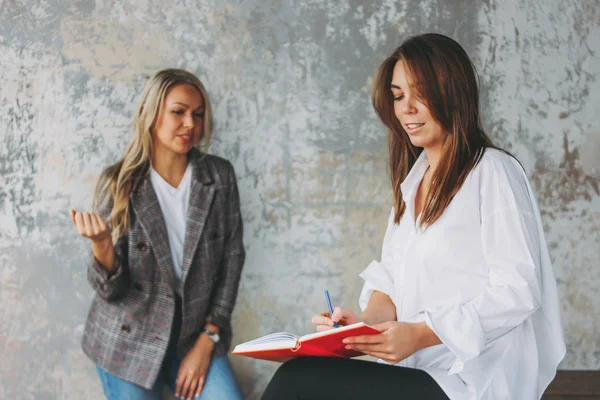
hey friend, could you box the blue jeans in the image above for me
[96,296,243,399]
[96,354,244,400]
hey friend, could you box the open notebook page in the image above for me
[234,332,299,351]
[234,322,371,352]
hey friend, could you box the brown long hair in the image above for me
[95,69,213,242]
[372,33,496,226]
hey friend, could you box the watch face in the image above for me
[205,329,220,343]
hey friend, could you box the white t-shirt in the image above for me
[150,163,192,296]
[359,148,566,400]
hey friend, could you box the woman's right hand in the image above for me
[71,209,115,271]
[311,307,361,332]
[71,209,111,243]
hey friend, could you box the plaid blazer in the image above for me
[81,149,245,389]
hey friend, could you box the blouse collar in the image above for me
[400,150,430,200]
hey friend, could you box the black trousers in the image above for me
[261,357,450,400]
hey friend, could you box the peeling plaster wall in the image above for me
[1,1,598,398]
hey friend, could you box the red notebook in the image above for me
[231,322,381,362]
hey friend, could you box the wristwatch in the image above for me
[203,328,220,344]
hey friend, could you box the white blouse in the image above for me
[150,162,192,296]
[359,148,566,400]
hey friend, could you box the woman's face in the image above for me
[391,60,447,153]
[152,84,205,157]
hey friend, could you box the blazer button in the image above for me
[121,324,131,333]
[136,242,147,251]
[134,282,143,292]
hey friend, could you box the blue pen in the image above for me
[325,289,338,328]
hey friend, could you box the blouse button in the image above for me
[136,242,147,251]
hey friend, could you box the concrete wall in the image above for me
[1,0,598,398]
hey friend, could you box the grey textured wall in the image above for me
[1,0,598,398]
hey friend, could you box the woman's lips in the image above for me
[405,123,425,133]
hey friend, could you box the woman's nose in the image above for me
[402,95,417,114]
[183,114,195,128]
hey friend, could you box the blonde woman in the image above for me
[71,69,245,400]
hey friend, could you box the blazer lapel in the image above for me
[181,150,215,286]
[131,176,177,288]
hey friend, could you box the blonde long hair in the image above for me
[372,34,497,227]
[95,69,213,242]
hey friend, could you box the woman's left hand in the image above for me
[175,334,214,400]
[342,321,439,365]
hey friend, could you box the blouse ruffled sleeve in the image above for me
[359,207,397,311]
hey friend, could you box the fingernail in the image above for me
[345,345,351,350]
[342,339,348,343]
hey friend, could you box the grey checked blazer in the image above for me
[81,149,245,389]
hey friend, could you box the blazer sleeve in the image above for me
[86,171,130,301]
[205,162,245,329]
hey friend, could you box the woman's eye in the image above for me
[172,110,184,115]
[393,95,404,101]
[193,113,205,118]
